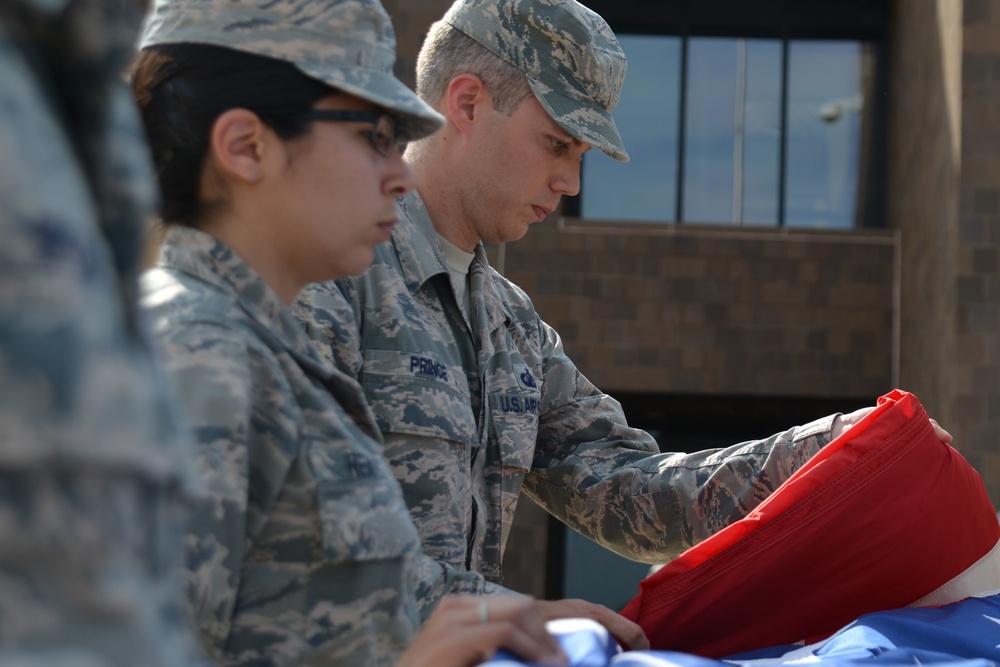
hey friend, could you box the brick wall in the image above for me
[501,221,897,399]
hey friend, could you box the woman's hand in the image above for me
[397,594,568,667]
[535,598,649,650]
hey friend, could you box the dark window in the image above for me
[569,0,889,229]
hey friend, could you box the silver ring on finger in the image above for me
[478,599,489,624]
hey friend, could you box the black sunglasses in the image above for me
[293,109,401,157]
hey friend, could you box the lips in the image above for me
[377,218,397,239]
[532,205,555,221]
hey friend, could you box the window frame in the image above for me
[564,0,890,229]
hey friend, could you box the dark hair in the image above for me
[130,43,334,226]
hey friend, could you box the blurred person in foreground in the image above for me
[0,0,202,665]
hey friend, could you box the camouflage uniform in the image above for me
[0,0,201,664]
[298,192,839,606]
[296,0,841,611]
[143,227,427,667]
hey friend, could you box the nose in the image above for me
[551,160,581,197]
[385,145,416,197]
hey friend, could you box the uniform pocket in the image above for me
[361,349,477,446]
[316,478,421,564]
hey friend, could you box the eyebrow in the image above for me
[560,132,586,148]
[551,129,588,150]
[568,136,592,154]
[543,118,591,152]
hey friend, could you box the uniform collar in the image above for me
[393,191,509,334]
[393,190,450,292]
[157,226,331,375]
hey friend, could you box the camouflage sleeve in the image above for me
[412,551,508,621]
[0,470,199,667]
[524,318,838,563]
[157,323,294,660]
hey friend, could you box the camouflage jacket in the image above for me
[142,227,423,667]
[296,190,838,606]
[0,0,202,665]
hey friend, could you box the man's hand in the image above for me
[535,598,650,651]
[832,406,953,443]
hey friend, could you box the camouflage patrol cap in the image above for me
[443,0,629,161]
[139,0,444,142]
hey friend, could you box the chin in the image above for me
[338,252,376,278]
[502,224,532,243]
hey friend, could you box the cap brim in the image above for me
[294,63,444,143]
[528,78,629,162]
[140,30,443,143]
[138,2,444,144]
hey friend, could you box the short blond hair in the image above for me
[416,21,532,115]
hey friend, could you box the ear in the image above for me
[444,73,492,136]
[207,108,269,184]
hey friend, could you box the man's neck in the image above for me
[408,142,481,253]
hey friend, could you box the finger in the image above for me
[846,406,876,427]
[482,596,564,658]
[832,406,877,440]
[929,418,953,443]
[401,596,566,667]
[538,599,650,651]
[465,621,567,667]
[589,606,650,650]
